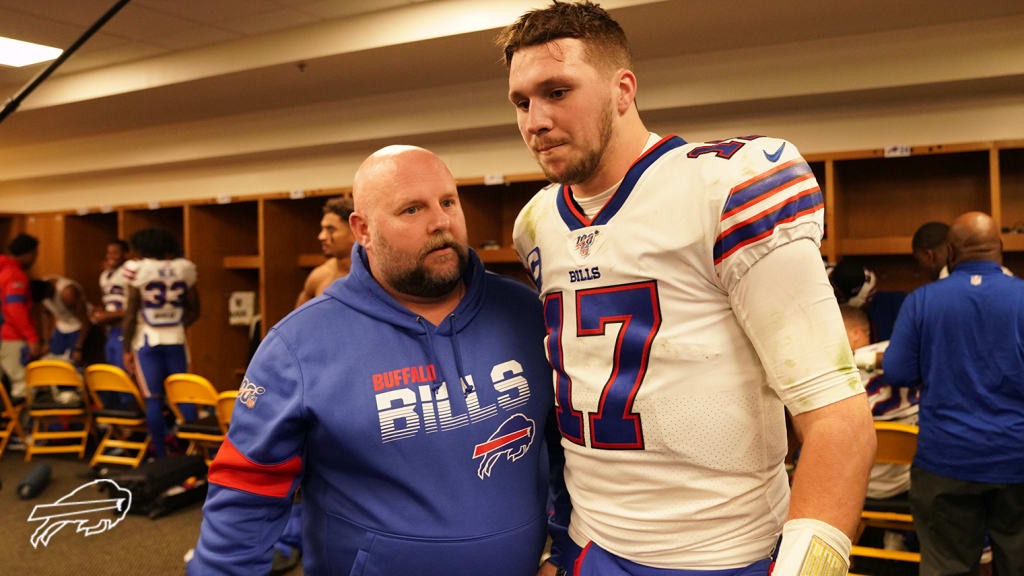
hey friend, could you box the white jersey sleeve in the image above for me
[712,138,824,292]
[100,264,132,312]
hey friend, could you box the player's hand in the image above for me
[90,309,105,323]
[537,561,561,576]
[28,341,42,359]
[123,352,136,377]
[70,348,83,365]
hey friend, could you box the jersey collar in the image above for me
[556,134,686,231]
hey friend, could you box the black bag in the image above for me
[101,454,209,518]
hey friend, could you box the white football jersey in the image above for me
[99,263,131,313]
[123,257,197,349]
[858,340,918,499]
[42,276,85,333]
[513,134,847,569]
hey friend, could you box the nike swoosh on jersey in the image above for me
[763,143,786,163]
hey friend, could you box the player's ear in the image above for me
[614,68,637,115]
[349,211,371,248]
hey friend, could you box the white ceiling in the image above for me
[1,0,1024,148]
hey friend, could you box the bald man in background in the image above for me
[885,212,1024,576]
[191,146,566,575]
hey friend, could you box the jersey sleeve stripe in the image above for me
[721,172,816,221]
[713,189,823,264]
[208,436,302,498]
[722,159,813,216]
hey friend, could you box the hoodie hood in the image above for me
[324,243,486,336]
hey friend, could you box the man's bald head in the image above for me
[948,211,1002,269]
[352,145,454,217]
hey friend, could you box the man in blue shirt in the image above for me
[885,211,1024,576]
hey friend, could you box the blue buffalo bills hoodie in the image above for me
[190,244,565,575]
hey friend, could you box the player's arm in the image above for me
[63,285,91,362]
[879,294,921,388]
[730,240,874,573]
[122,286,140,375]
[2,276,41,354]
[539,410,572,575]
[189,330,306,576]
[295,264,326,308]
[183,286,200,328]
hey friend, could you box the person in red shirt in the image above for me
[1,234,42,401]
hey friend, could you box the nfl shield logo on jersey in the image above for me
[238,378,265,409]
[574,230,599,258]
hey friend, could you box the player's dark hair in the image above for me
[496,0,631,72]
[912,222,949,251]
[130,227,181,259]
[323,196,354,223]
[109,239,131,254]
[830,258,866,299]
[7,233,39,256]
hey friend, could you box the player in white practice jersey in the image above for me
[499,3,875,575]
[122,227,199,458]
[35,276,90,365]
[94,240,132,369]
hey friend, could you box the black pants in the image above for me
[910,465,1024,576]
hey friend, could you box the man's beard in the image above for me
[539,104,614,185]
[376,233,469,298]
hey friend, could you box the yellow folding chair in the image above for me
[164,373,224,465]
[85,364,150,468]
[215,390,238,435]
[851,421,921,566]
[24,360,91,461]
[0,381,26,460]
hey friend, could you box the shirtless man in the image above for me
[295,197,355,307]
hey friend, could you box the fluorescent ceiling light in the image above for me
[0,36,62,67]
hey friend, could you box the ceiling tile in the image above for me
[0,0,120,27]
[136,0,282,25]
[100,3,205,42]
[146,26,242,50]
[294,0,413,19]
[225,8,319,35]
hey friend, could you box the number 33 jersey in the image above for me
[513,134,824,569]
[123,257,197,349]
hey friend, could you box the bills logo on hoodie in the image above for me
[376,360,531,443]
[473,414,535,480]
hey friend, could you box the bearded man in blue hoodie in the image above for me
[190,146,567,575]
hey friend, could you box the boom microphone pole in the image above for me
[0,0,132,126]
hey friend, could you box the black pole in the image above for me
[0,0,132,126]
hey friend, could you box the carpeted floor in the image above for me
[0,451,300,575]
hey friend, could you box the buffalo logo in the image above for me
[472,414,536,480]
[575,231,598,258]
[28,479,132,549]
[238,377,265,409]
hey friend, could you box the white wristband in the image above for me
[773,518,851,576]
[853,347,878,371]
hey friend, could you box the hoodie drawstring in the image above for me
[417,314,472,397]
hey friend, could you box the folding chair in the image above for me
[215,390,238,434]
[24,360,91,461]
[0,381,26,460]
[850,421,921,566]
[164,373,224,465]
[85,364,150,468]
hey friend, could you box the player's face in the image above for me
[366,169,469,299]
[508,38,615,185]
[318,213,354,258]
[104,243,126,270]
